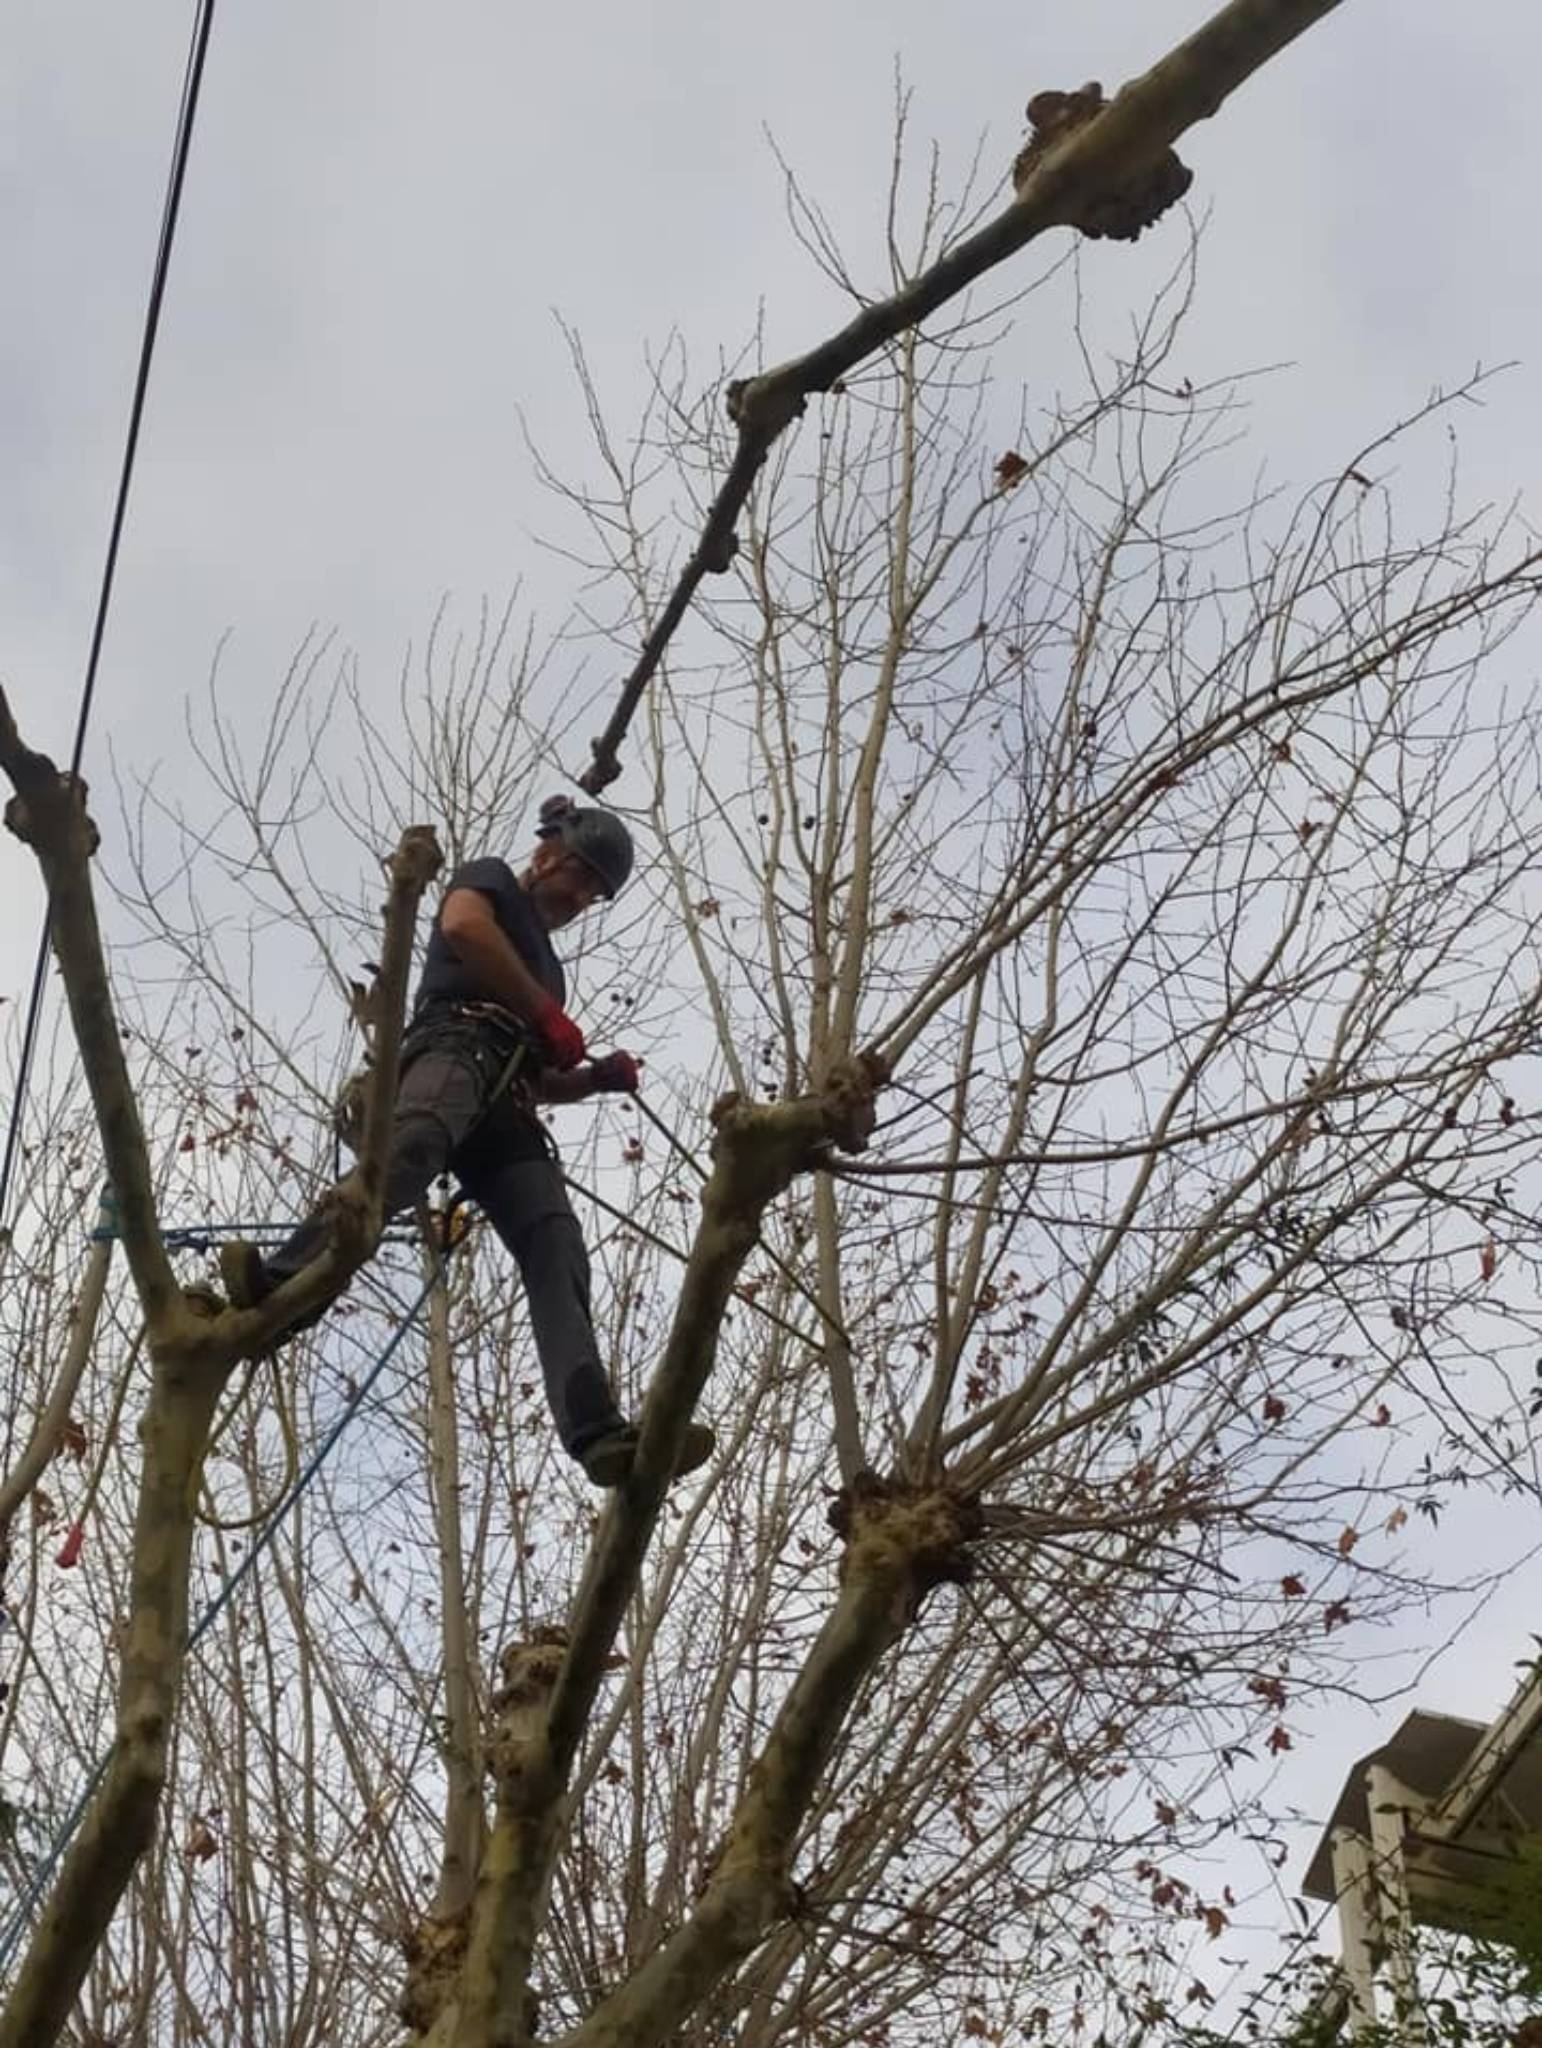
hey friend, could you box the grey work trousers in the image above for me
[267,1022,625,1459]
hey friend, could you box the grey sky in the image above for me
[8,2,1539,760]
[6,0,1542,2005]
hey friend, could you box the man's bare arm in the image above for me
[439,887,593,1072]
[439,889,561,1025]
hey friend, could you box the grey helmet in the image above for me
[535,794,635,898]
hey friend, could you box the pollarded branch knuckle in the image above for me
[494,1627,567,1699]
[398,1907,471,2036]
[4,769,100,856]
[818,1052,889,1153]
[394,824,444,884]
[726,374,807,439]
[1010,78,1193,242]
[831,1473,984,1595]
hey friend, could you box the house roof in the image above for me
[1302,1710,1489,1901]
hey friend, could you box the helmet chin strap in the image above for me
[521,851,596,931]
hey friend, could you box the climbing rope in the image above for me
[192,1358,301,1532]
[86,1218,427,1251]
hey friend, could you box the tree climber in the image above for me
[219,795,715,1489]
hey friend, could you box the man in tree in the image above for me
[221,795,714,1488]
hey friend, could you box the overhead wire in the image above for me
[0,0,218,1240]
[0,0,223,1970]
[0,0,822,1988]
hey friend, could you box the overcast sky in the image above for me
[6,0,1542,2005]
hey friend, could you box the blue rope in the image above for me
[187,1268,436,1651]
[89,1222,426,1250]
[0,1264,438,1982]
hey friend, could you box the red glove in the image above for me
[590,1050,641,1095]
[533,997,586,1071]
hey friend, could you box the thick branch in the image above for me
[398,1256,485,2042]
[0,1230,112,1535]
[230,823,442,1350]
[550,1067,883,1772]
[424,1258,486,1923]
[449,1061,886,2046]
[576,0,1346,791]
[0,690,177,1319]
[0,775,440,2046]
[432,1634,569,2048]
[0,1351,226,2048]
[560,1482,982,2048]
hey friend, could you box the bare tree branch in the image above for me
[1,691,177,1320]
[576,0,1347,792]
[0,689,440,2041]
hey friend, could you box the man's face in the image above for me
[525,840,607,928]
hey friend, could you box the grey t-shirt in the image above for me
[412,857,566,1020]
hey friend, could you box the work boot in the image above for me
[219,1239,272,1309]
[218,1240,327,1342]
[580,1421,716,1489]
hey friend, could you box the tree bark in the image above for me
[559,1482,982,2048]
[0,689,444,2044]
[439,1066,887,2045]
[0,1226,112,1534]
[0,1352,223,2048]
[1,695,176,1320]
[426,1253,486,1921]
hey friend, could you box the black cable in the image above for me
[0,926,52,1240]
[0,0,217,1236]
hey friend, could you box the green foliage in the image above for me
[1421,1833,1542,2039]
[1163,1843,1542,2048]
[1469,1834,1542,1996]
